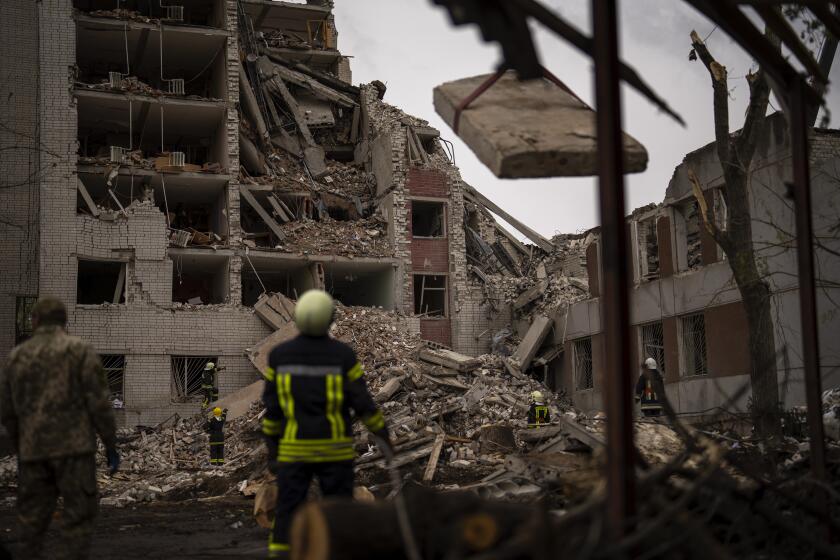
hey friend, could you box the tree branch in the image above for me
[690,30,734,175]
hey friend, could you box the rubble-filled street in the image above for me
[2,0,840,558]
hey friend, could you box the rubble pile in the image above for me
[87,8,154,23]
[273,216,388,257]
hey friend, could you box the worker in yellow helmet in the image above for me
[527,390,551,428]
[205,406,228,467]
[261,290,392,559]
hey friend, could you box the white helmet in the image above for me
[295,290,336,336]
[530,390,544,402]
[205,362,215,370]
[644,358,657,370]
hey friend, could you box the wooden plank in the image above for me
[434,71,648,178]
[511,315,553,371]
[418,348,481,372]
[239,186,286,241]
[422,433,446,482]
[77,178,100,217]
[464,185,554,253]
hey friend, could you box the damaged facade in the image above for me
[541,114,840,417]
[0,0,553,426]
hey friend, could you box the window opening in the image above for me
[637,217,659,280]
[574,338,594,390]
[411,200,445,238]
[171,355,216,401]
[413,275,446,317]
[77,260,126,304]
[101,354,126,408]
[15,296,37,344]
[680,314,708,376]
[640,322,665,375]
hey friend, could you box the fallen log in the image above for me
[290,486,537,560]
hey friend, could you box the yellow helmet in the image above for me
[213,407,222,417]
[294,290,335,336]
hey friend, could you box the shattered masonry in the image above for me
[0,0,588,427]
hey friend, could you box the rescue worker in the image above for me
[527,390,551,427]
[206,407,228,467]
[0,297,119,560]
[636,357,664,417]
[262,290,392,559]
[201,361,224,410]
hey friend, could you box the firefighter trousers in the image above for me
[269,461,354,558]
[209,439,225,465]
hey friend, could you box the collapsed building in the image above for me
[0,0,570,427]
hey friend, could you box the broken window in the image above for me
[77,259,126,305]
[573,338,594,391]
[680,313,708,376]
[640,322,665,376]
[413,275,447,317]
[171,356,216,402]
[15,296,37,344]
[172,255,229,305]
[411,200,445,238]
[101,354,126,408]
[636,217,659,281]
[678,200,702,270]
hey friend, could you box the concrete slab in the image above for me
[434,71,648,178]
[247,322,299,377]
[511,315,553,371]
[214,380,263,421]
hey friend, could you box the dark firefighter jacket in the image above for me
[635,370,664,411]
[527,403,550,428]
[206,412,227,444]
[261,334,388,463]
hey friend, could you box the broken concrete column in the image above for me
[240,132,268,176]
[239,63,269,144]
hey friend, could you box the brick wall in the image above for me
[0,2,41,364]
[406,168,448,198]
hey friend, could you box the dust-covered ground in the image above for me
[0,492,266,559]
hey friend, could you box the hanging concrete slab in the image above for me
[433,71,648,178]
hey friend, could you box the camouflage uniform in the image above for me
[1,319,117,560]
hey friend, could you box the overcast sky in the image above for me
[329,0,840,238]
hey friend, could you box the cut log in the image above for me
[418,348,480,373]
[510,315,553,371]
[290,486,536,560]
[434,71,648,178]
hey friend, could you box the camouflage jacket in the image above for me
[0,325,117,461]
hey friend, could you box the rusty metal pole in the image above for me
[592,0,636,539]
[789,78,828,495]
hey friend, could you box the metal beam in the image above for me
[592,0,636,539]
[789,77,828,518]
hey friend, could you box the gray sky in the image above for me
[330,0,840,238]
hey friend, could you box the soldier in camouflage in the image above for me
[0,297,120,560]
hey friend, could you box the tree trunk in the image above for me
[289,486,537,560]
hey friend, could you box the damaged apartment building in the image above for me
[0,0,554,426]
[531,114,840,418]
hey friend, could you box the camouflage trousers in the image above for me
[16,453,99,560]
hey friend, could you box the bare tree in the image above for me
[688,28,783,436]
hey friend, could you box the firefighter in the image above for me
[206,407,228,467]
[262,290,392,559]
[636,357,664,417]
[0,297,119,559]
[201,361,224,410]
[527,390,551,428]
